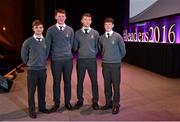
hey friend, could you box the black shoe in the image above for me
[112,105,120,114]
[29,112,37,118]
[73,101,83,110]
[39,109,50,113]
[50,105,59,112]
[101,104,112,110]
[92,102,99,110]
[65,103,73,110]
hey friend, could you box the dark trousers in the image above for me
[102,63,121,106]
[76,58,99,103]
[51,59,73,105]
[27,69,47,113]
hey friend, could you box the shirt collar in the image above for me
[105,30,113,36]
[81,26,91,33]
[33,34,43,41]
[56,23,66,30]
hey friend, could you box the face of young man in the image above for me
[81,16,92,27]
[104,22,114,32]
[33,25,43,36]
[55,12,66,24]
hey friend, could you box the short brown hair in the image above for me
[55,8,66,16]
[104,17,114,24]
[82,13,92,19]
[32,19,43,27]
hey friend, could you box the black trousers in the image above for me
[51,59,73,106]
[27,69,47,113]
[102,63,121,106]
[76,58,99,103]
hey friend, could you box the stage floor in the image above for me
[1,59,180,121]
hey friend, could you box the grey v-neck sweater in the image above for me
[73,28,99,59]
[46,25,74,60]
[99,32,126,63]
[21,36,48,70]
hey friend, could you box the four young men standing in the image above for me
[21,8,126,118]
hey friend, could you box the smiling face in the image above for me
[55,12,66,24]
[81,16,92,27]
[81,13,92,28]
[33,24,43,36]
[104,22,114,32]
[32,20,43,36]
[103,18,115,32]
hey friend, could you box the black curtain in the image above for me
[44,0,129,35]
[124,42,180,78]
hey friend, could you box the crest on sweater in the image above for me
[66,33,69,38]
[42,43,47,48]
[91,35,94,39]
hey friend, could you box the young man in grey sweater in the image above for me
[73,13,99,110]
[21,20,50,118]
[46,8,74,112]
[99,18,126,114]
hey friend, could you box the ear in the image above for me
[81,19,83,24]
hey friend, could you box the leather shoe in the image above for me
[92,102,99,110]
[29,112,37,118]
[50,105,59,112]
[39,109,50,113]
[112,106,120,114]
[73,101,83,109]
[65,103,73,110]
[101,104,112,110]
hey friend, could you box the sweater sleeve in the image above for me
[95,31,100,54]
[98,36,102,52]
[73,32,78,52]
[45,29,52,57]
[70,29,74,48]
[118,35,126,58]
[21,40,29,64]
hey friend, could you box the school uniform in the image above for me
[99,31,126,111]
[46,23,74,109]
[21,35,48,114]
[73,27,99,106]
